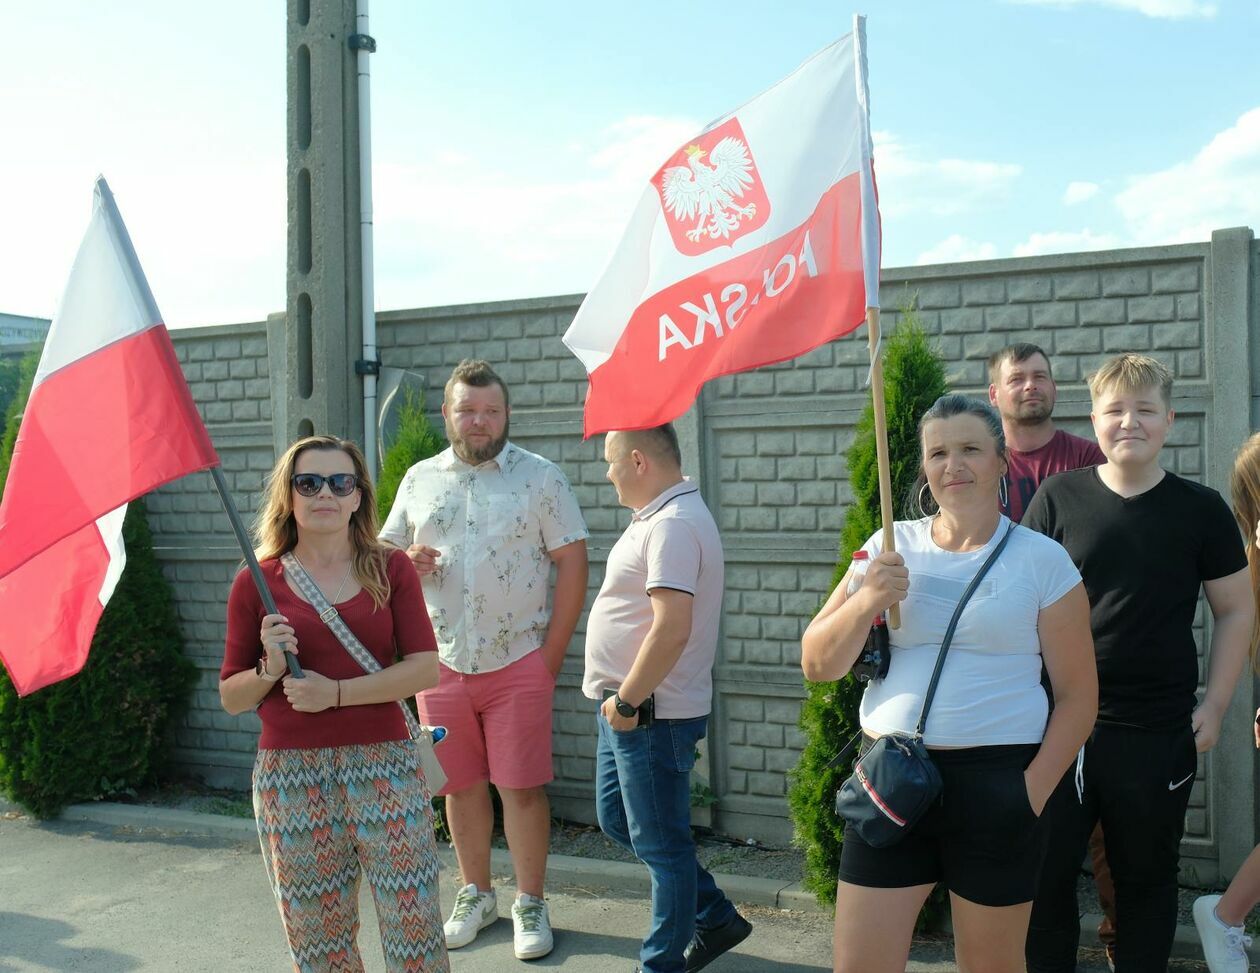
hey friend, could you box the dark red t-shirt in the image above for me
[221,548,436,750]
[1002,429,1105,524]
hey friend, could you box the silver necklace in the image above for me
[292,553,354,605]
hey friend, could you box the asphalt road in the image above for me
[0,811,1190,972]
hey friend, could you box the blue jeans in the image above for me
[595,710,738,973]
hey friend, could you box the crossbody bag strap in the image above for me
[913,521,1017,738]
[280,552,424,740]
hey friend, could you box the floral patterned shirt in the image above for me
[379,442,589,674]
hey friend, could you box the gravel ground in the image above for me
[515,819,808,884]
[1075,872,1243,935]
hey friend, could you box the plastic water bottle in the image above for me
[847,550,890,681]
[847,550,870,598]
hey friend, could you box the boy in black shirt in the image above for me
[1024,354,1253,973]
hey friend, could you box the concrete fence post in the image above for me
[1206,226,1257,878]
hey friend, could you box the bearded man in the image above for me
[381,359,589,962]
[988,342,1104,523]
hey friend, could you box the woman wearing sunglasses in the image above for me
[219,435,450,972]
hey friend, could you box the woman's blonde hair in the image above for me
[1231,432,1260,670]
[254,435,390,610]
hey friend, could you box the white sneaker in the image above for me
[1194,894,1253,973]
[511,892,554,960]
[443,883,497,949]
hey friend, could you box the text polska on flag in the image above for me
[563,15,881,438]
[0,177,220,696]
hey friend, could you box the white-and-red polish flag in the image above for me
[563,16,881,437]
[0,177,219,696]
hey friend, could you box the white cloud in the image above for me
[1013,229,1123,256]
[371,114,701,309]
[1062,181,1100,205]
[873,132,1022,219]
[915,235,999,265]
[1115,106,1260,244]
[1007,0,1216,18]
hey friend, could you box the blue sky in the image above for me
[2,0,1258,327]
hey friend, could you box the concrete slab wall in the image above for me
[151,232,1256,882]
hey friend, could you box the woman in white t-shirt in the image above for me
[801,394,1097,973]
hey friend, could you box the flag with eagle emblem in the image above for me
[563,16,881,437]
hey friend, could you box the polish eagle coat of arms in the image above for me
[654,118,771,256]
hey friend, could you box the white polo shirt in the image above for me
[380,442,588,675]
[583,479,724,719]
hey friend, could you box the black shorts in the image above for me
[837,741,1048,907]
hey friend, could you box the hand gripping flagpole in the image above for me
[209,467,305,678]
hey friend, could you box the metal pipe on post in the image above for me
[353,0,379,479]
[866,306,900,630]
[209,466,304,678]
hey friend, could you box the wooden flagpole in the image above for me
[866,306,900,629]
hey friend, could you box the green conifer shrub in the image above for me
[786,309,948,910]
[0,352,39,486]
[0,362,196,818]
[0,352,32,427]
[376,390,446,522]
[373,388,448,838]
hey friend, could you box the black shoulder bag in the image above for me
[832,522,1016,848]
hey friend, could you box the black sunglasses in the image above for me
[291,473,359,497]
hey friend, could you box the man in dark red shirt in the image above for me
[989,342,1112,967]
[989,343,1104,524]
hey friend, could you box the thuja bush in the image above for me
[0,361,196,818]
[786,309,948,913]
[374,386,448,826]
[0,353,32,429]
[377,389,445,522]
[0,351,38,485]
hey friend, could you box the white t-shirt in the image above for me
[583,480,723,719]
[857,516,1081,747]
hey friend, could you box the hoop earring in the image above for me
[918,482,934,516]
[998,475,1009,510]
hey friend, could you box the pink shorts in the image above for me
[416,649,555,795]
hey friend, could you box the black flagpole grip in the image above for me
[209,465,305,678]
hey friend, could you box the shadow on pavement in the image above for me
[446,914,828,971]
[0,912,141,972]
[31,818,250,852]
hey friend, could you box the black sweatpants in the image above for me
[1025,722,1197,973]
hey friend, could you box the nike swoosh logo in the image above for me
[1168,773,1194,791]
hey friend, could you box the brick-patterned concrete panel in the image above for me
[146,243,1245,855]
[1151,264,1200,294]
[1101,268,1150,297]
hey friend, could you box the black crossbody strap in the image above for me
[825,727,866,771]
[913,521,1017,738]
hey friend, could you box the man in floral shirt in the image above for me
[381,359,589,962]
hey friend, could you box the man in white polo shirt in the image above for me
[584,424,751,973]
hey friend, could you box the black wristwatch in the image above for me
[612,693,638,718]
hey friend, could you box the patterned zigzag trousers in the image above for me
[253,741,450,973]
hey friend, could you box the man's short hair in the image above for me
[615,424,682,468]
[988,342,1053,385]
[1088,353,1174,410]
[444,359,510,407]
